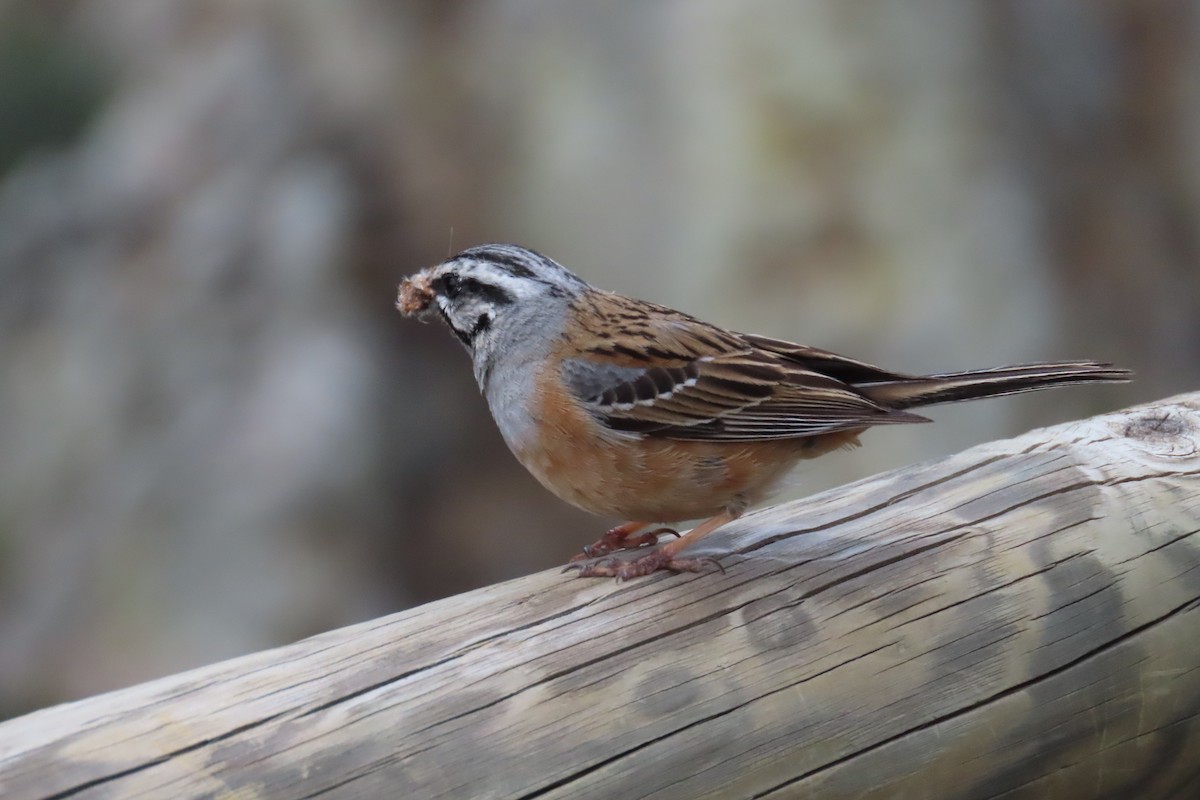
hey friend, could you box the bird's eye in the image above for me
[436,273,462,299]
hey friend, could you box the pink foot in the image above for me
[568,525,679,563]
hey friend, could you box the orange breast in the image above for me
[511,367,861,521]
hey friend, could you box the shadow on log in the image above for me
[2,393,1199,800]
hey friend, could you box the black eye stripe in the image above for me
[464,278,514,307]
[436,274,515,308]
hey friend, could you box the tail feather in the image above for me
[858,361,1133,410]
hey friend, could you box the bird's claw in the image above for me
[568,526,680,562]
[565,550,724,581]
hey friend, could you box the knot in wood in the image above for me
[1120,403,1198,458]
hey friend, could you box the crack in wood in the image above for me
[748,596,1200,799]
[884,548,1094,633]
[1029,582,1120,621]
[42,712,289,800]
[1114,528,1200,565]
[513,640,901,800]
[740,453,1014,554]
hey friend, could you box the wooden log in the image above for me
[2,392,1199,800]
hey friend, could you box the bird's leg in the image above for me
[567,511,735,580]
[568,521,678,562]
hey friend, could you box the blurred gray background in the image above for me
[0,0,1196,719]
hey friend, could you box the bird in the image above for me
[396,243,1132,580]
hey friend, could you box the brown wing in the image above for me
[738,334,921,384]
[561,293,928,442]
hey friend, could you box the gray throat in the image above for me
[472,306,568,453]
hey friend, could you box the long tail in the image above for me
[858,361,1133,410]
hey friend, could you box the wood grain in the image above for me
[2,393,1198,800]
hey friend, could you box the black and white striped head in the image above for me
[401,243,589,354]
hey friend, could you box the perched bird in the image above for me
[397,244,1131,580]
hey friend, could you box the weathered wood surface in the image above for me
[2,393,1199,800]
